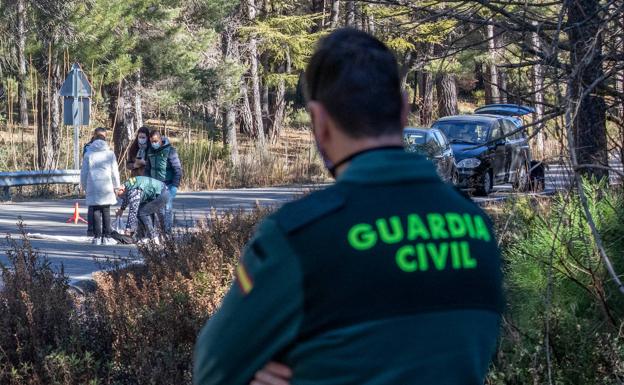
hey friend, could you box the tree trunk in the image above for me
[223,106,239,165]
[346,0,355,26]
[412,71,419,109]
[221,25,240,165]
[483,64,492,104]
[354,3,362,29]
[498,70,508,103]
[246,0,266,145]
[330,0,340,28]
[240,81,254,136]
[367,10,375,34]
[36,46,61,170]
[399,51,414,91]
[531,24,545,158]
[312,0,325,31]
[36,90,54,169]
[135,70,144,128]
[567,0,608,178]
[268,48,291,143]
[17,0,29,127]
[418,71,434,125]
[486,24,500,104]
[436,73,458,118]
[261,56,271,132]
[249,40,265,144]
[109,80,136,160]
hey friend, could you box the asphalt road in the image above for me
[0,162,621,281]
[0,186,309,280]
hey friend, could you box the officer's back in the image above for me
[193,28,503,385]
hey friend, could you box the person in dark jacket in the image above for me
[193,28,503,385]
[83,126,108,237]
[127,126,151,177]
[144,130,182,233]
[115,176,169,245]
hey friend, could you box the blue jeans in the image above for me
[165,184,177,232]
[139,188,169,239]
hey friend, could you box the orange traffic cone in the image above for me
[66,202,88,224]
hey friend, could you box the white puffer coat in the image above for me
[80,139,121,206]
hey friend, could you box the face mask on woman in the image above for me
[138,137,147,145]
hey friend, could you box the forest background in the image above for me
[0,0,624,384]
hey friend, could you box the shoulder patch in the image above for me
[274,186,346,234]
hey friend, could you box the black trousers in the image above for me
[91,205,112,239]
[87,206,94,236]
[138,188,169,239]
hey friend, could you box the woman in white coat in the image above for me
[80,133,121,245]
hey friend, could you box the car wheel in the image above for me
[475,170,492,196]
[513,161,530,192]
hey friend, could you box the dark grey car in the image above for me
[431,115,532,195]
[403,127,458,183]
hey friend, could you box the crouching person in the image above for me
[115,176,169,245]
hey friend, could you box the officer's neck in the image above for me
[332,134,404,178]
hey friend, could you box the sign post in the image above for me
[60,63,92,170]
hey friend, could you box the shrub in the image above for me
[0,208,272,384]
[488,182,624,384]
[285,106,311,131]
[3,183,623,384]
[0,223,99,385]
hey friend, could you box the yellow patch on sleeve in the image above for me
[236,263,254,295]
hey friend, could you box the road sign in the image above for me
[60,64,92,98]
[60,63,93,170]
[63,98,90,126]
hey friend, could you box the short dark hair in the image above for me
[305,28,403,138]
[93,127,107,137]
[149,129,162,139]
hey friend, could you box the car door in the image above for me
[432,130,454,180]
[499,119,518,182]
[502,119,530,183]
[489,122,507,183]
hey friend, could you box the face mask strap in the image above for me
[328,145,405,178]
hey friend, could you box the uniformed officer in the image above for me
[193,28,503,385]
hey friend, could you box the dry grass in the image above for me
[174,128,327,191]
[0,123,328,194]
[0,208,271,384]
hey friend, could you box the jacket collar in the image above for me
[336,148,440,184]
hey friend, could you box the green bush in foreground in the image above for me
[489,182,624,384]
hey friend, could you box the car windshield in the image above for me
[433,121,490,144]
[403,132,426,146]
[403,132,428,154]
[403,132,439,157]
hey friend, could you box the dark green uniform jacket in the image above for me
[193,148,504,385]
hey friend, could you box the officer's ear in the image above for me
[307,101,331,145]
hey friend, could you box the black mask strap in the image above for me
[328,145,404,177]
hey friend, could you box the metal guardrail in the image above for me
[0,169,80,200]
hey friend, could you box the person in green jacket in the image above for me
[115,176,170,244]
[144,129,183,233]
[193,28,504,385]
